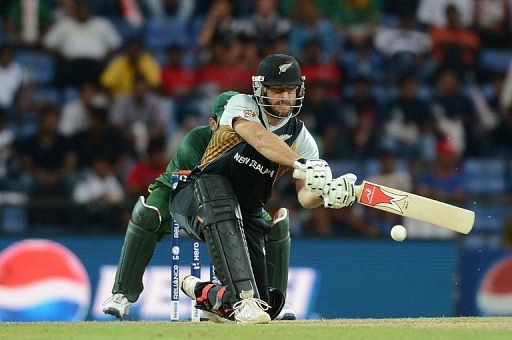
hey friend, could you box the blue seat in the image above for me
[144,18,190,50]
[463,158,506,194]
[479,49,512,73]
[15,50,55,85]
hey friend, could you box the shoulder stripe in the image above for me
[199,126,242,169]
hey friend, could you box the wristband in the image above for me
[293,158,306,170]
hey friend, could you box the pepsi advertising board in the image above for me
[459,248,512,316]
[0,240,90,321]
[1,237,457,321]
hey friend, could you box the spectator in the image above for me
[140,0,196,21]
[382,76,436,159]
[239,0,290,50]
[300,38,342,98]
[5,0,54,46]
[197,0,243,48]
[300,81,340,158]
[16,103,78,195]
[71,155,125,233]
[341,75,381,157]
[0,44,24,113]
[429,4,480,74]
[58,83,108,137]
[43,0,121,87]
[432,69,475,155]
[0,108,16,189]
[474,0,510,48]
[410,139,465,239]
[382,0,418,17]
[72,155,124,204]
[238,35,260,83]
[74,107,133,176]
[125,137,167,197]
[333,0,381,47]
[101,37,161,98]
[497,66,512,154]
[374,15,433,81]
[110,76,169,156]
[340,37,384,83]
[195,37,249,92]
[417,0,474,28]
[11,83,40,137]
[160,44,197,98]
[288,0,342,62]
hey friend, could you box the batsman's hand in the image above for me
[323,173,357,209]
[293,158,332,196]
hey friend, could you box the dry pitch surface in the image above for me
[2,317,512,339]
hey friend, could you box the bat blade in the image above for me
[357,181,474,234]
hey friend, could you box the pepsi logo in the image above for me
[0,239,90,321]
[476,256,512,316]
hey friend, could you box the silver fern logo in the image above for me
[279,134,292,141]
[278,62,293,74]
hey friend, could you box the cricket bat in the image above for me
[293,171,475,234]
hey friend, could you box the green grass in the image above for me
[2,318,512,340]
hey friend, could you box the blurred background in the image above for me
[1,0,512,321]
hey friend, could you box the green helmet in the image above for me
[211,91,239,120]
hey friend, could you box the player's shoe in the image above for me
[182,275,232,323]
[275,305,297,320]
[181,275,203,299]
[102,294,132,318]
[231,298,272,324]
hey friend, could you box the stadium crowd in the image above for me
[0,0,510,241]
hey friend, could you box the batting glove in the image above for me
[323,173,358,209]
[294,158,332,196]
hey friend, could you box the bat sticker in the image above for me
[360,182,408,214]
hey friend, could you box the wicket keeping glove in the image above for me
[323,173,357,209]
[293,158,332,196]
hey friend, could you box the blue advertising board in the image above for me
[0,237,457,321]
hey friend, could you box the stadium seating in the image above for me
[15,50,55,85]
[463,158,507,195]
[479,49,512,73]
[144,18,190,50]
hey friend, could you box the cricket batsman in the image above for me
[169,54,357,323]
[103,90,297,320]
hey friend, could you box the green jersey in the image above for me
[150,125,213,190]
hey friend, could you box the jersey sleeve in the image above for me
[219,94,261,128]
[294,126,319,159]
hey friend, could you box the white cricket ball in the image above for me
[391,225,407,242]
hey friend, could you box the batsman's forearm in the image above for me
[248,129,299,167]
